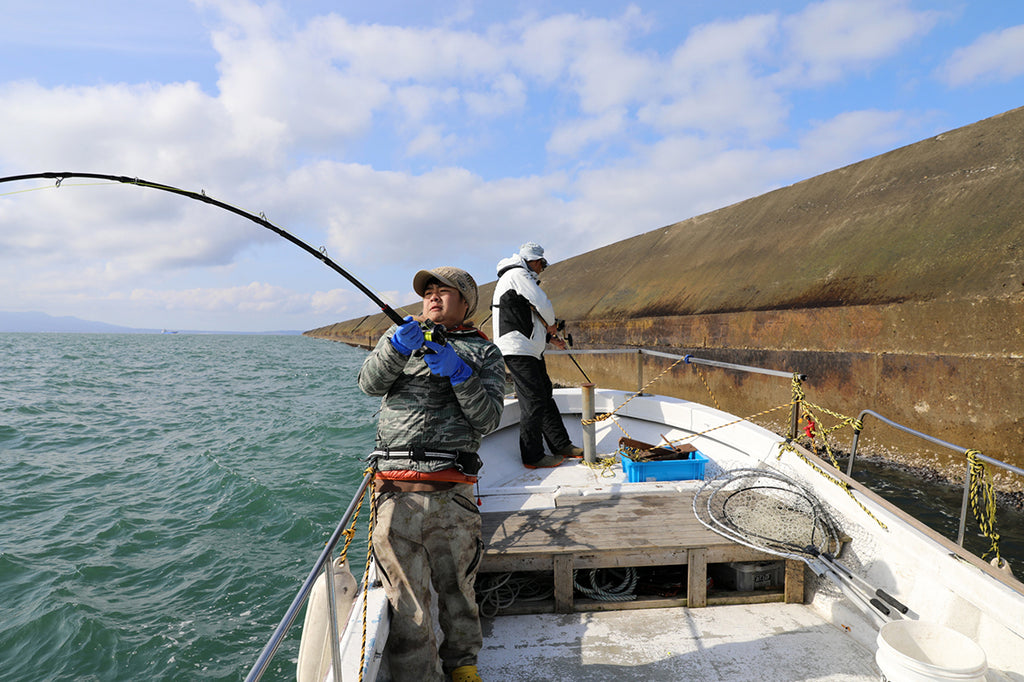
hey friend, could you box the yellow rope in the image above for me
[778,439,888,530]
[798,400,863,470]
[661,401,795,449]
[780,376,884,528]
[358,472,377,682]
[580,456,620,477]
[581,353,689,426]
[966,450,1002,563]
[694,364,720,410]
[337,475,371,563]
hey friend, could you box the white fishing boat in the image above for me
[247,350,1024,682]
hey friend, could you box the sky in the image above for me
[1,1,1022,332]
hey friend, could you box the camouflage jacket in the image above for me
[357,323,505,474]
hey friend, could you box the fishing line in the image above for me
[0,171,407,326]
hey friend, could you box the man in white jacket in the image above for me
[492,242,584,468]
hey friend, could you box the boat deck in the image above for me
[480,491,804,613]
[473,450,879,680]
[476,601,880,681]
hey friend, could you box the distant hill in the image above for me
[0,311,301,335]
[0,311,158,333]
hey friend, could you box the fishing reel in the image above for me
[555,318,573,347]
[423,321,447,347]
[413,320,447,356]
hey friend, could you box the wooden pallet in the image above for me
[480,491,803,613]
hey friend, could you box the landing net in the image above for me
[693,467,844,561]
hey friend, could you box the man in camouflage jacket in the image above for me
[358,266,504,682]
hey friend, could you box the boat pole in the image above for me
[581,383,597,463]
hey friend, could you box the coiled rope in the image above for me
[573,567,638,602]
[476,573,555,617]
[966,450,1003,564]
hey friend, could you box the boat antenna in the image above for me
[0,171,407,326]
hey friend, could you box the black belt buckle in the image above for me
[410,446,427,462]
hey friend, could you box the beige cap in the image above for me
[412,266,478,319]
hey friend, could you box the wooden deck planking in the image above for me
[480,491,803,612]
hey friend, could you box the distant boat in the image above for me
[160,329,178,334]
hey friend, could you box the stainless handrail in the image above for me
[546,348,806,438]
[847,409,1024,546]
[548,347,1022,551]
[547,348,805,381]
[245,469,374,682]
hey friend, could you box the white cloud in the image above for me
[547,109,627,156]
[210,8,390,152]
[129,281,312,314]
[281,161,569,267]
[795,109,911,170]
[941,24,1024,87]
[394,85,459,124]
[782,0,937,84]
[671,12,778,72]
[311,288,362,315]
[0,80,231,174]
[312,15,506,82]
[463,73,526,117]
[4,0,998,331]
[405,126,457,158]
[642,13,785,140]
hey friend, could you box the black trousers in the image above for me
[504,354,572,464]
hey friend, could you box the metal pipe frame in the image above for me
[546,347,806,380]
[245,469,374,682]
[848,409,1024,546]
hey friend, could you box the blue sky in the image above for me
[1,0,1022,332]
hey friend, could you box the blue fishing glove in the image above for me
[389,316,424,356]
[422,340,472,385]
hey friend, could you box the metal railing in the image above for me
[550,347,1023,551]
[548,347,805,438]
[847,410,1024,547]
[244,470,373,682]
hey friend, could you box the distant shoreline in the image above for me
[0,311,302,335]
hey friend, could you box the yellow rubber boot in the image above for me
[451,665,482,682]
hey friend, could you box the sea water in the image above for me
[1,333,377,681]
[2,333,1021,682]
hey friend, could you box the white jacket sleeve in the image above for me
[511,270,555,327]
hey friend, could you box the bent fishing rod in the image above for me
[0,171,410,328]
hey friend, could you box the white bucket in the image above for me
[876,620,988,681]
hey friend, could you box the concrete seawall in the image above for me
[307,107,1024,488]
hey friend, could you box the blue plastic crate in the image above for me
[619,449,708,482]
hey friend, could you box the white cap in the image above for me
[519,241,545,261]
